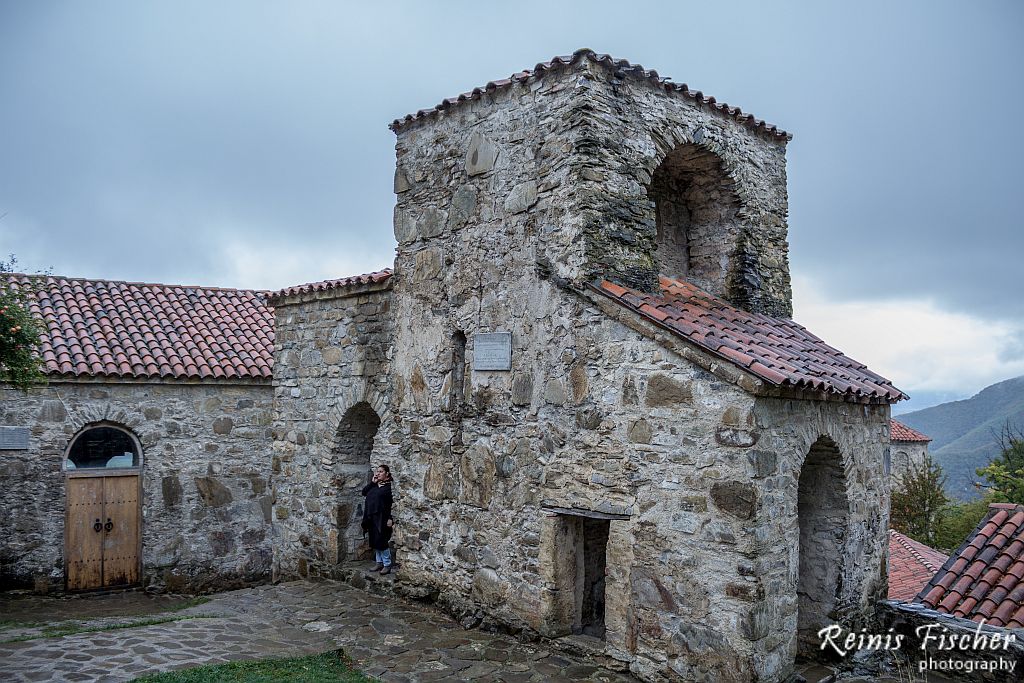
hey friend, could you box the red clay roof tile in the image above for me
[390,49,792,141]
[10,270,396,381]
[272,269,392,299]
[7,274,275,381]
[916,503,1024,628]
[593,277,906,403]
[890,419,932,442]
[888,531,949,602]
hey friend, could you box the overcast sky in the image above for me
[1,0,1021,411]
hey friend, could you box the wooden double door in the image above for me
[65,473,141,590]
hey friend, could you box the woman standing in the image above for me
[361,464,395,574]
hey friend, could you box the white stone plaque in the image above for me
[0,426,30,450]
[473,333,512,371]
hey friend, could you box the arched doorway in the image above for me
[64,423,142,591]
[796,436,849,656]
[333,402,381,563]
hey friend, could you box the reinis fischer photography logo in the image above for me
[819,622,1018,676]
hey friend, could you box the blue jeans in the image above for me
[375,548,392,567]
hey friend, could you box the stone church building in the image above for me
[2,50,909,682]
[888,419,931,482]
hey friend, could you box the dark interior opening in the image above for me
[67,426,139,469]
[578,517,609,639]
[648,143,741,299]
[333,402,381,562]
[450,330,467,445]
[797,436,849,658]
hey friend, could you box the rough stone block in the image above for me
[449,184,478,229]
[162,475,183,508]
[715,427,758,448]
[194,477,233,507]
[504,181,538,214]
[394,206,416,244]
[465,131,499,176]
[419,207,447,239]
[510,374,533,406]
[644,374,692,407]
[710,481,757,520]
[38,400,67,422]
[627,418,652,443]
[413,248,443,283]
[458,443,496,508]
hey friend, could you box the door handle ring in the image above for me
[93,519,102,533]
[104,518,113,532]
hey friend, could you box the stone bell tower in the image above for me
[378,51,891,683]
[389,48,793,317]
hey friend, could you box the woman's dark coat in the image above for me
[361,481,394,550]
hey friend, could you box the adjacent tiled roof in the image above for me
[593,277,906,403]
[918,503,1024,628]
[390,48,791,140]
[891,419,932,443]
[889,530,948,601]
[7,274,274,380]
[272,269,392,299]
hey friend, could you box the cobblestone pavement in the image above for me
[0,579,638,682]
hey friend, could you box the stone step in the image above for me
[335,562,400,596]
[549,634,632,673]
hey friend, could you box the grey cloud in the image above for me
[0,0,1021,319]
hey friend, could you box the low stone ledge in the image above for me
[877,600,1023,683]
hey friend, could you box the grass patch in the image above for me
[0,614,213,643]
[0,618,42,631]
[131,650,373,682]
[165,596,211,612]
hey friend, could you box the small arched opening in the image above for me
[65,424,141,470]
[63,422,143,591]
[649,143,742,297]
[796,436,849,657]
[333,402,381,563]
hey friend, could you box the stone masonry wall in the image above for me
[269,282,394,580]
[382,280,889,681]
[0,379,274,592]
[381,60,888,681]
[890,440,929,484]
[880,601,1023,683]
[393,58,792,316]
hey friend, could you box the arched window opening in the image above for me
[892,450,910,477]
[649,144,742,297]
[333,402,381,563]
[796,436,849,658]
[66,425,140,470]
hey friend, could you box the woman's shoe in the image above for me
[380,565,391,575]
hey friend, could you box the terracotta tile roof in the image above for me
[889,530,948,601]
[272,269,392,299]
[918,503,1024,628]
[891,419,932,443]
[7,274,274,381]
[592,277,906,403]
[390,48,791,141]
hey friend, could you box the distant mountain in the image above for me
[892,389,968,415]
[898,376,1024,500]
